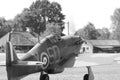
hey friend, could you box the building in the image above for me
[80,41,93,53]
[80,40,120,53]
[0,32,38,53]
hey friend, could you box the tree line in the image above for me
[0,0,65,38]
[75,22,110,40]
[75,8,120,40]
[0,0,120,40]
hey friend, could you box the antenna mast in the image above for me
[67,22,70,35]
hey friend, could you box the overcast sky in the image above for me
[0,0,120,34]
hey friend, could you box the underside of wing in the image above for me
[62,53,120,68]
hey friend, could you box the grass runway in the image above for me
[0,53,120,80]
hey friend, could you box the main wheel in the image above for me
[83,74,89,80]
[40,74,49,80]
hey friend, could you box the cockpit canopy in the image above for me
[47,34,61,43]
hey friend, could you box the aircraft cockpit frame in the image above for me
[47,34,62,43]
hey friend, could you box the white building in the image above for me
[80,41,93,53]
[80,40,120,53]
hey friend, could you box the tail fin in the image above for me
[6,41,20,80]
[5,41,43,80]
[6,41,18,66]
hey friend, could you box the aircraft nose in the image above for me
[79,36,86,44]
[74,37,84,45]
[81,39,86,44]
[79,36,85,44]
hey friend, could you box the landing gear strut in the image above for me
[83,66,94,80]
[40,72,49,80]
[83,74,89,80]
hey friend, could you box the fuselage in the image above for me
[16,34,84,77]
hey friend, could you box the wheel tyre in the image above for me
[83,74,89,80]
[40,74,49,80]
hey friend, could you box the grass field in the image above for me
[0,53,120,80]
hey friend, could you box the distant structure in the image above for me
[0,32,38,53]
[81,40,120,53]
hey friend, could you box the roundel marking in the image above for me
[41,52,49,69]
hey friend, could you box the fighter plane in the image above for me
[0,32,120,80]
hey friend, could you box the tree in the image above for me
[30,0,65,23]
[14,8,44,33]
[13,0,65,35]
[97,28,110,40]
[75,23,100,40]
[0,18,11,37]
[41,22,63,38]
[111,8,120,39]
[30,0,65,34]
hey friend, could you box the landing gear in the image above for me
[83,66,94,80]
[40,72,49,80]
[83,74,89,80]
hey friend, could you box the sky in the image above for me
[0,0,120,34]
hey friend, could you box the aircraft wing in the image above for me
[62,53,120,68]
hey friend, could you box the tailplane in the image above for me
[6,41,20,80]
[4,32,44,80]
[5,41,43,80]
[6,41,18,66]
